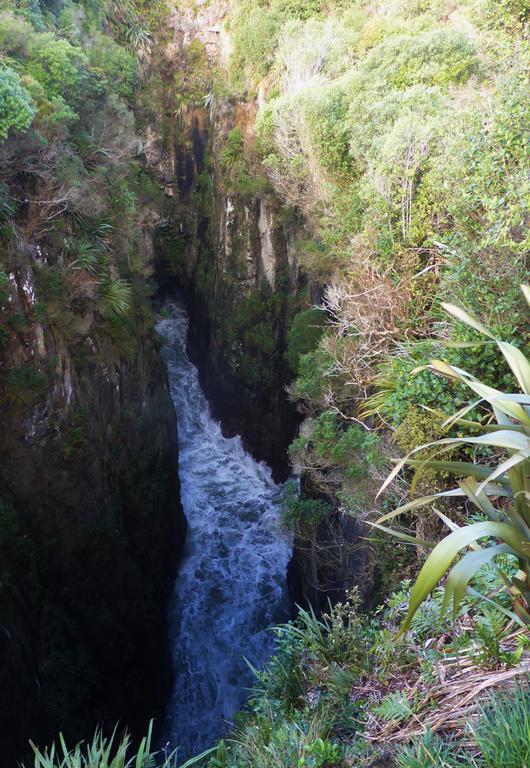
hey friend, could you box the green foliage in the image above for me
[0,66,35,139]
[24,720,214,768]
[471,685,530,767]
[270,0,323,22]
[395,731,466,768]
[283,494,332,528]
[229,0,528,475]
[229,0,329,90]
[300,737,341,767]
[6,311,29,332]
[377,294,530,632]
[291,411,382,482]
[63,409,88,461]
[0,263,11,303]
[66,236,101,273]
[286,308,327,373]
[360,30,478,90]
[1,364,46,404]
[228,2,280,90]
[395,686,530,768]
[99,273,132,319]
[26,35,94,107]
[365,344,468,426]
[198,574,528,767]
[220,127,244,169]
[305,86,353,177]
[87,33,137,100]
[373,691,417,724]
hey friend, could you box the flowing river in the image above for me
[157,303,292,759]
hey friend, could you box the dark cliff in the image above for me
[0,256,186,761]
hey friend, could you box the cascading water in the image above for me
[157,303,292,758]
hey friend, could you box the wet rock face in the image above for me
[154,100,302,481]
[288,511,374,615]
[0,265,186,762]
[183,188,301,482]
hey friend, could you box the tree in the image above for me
[0,67,35,140]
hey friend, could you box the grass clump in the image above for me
[25,722,215,768]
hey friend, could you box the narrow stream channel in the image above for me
[157,303,292,758]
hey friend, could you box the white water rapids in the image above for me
[157,303,291,758]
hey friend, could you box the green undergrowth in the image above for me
[23,722,214,768]
[0,0,169,352]
[227,0,529,432]
[195,573,529,768]
[26,571,529,768]
[225,0,530,620]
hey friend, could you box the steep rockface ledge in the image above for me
[0,261,186,761]
[155,99,302,480]
[288,482,374,615]
[148,0,372,609]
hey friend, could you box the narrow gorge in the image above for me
[1,0,528,766]
[158,303,290,758]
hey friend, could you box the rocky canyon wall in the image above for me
[150,0,372,610]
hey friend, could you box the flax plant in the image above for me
[27,722,215,768]
[374,286,530,633]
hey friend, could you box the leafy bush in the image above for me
[228,2,280,90]
[283,495,332,528]
[270,0,323,22]
[286,308,327,373]
[26,35,93,107]
[2,364,46,404]
[220,127,244,169]
[87,33,137,100]
[305,85,353,177]
[0,10,35,57]
[364,345,466,426]
[360,30,478,90]
[0,66,35,139]
[291,411,382,480]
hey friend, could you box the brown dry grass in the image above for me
[358,628,530,746]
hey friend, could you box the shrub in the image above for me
[360,30,478,90]
[290,411,383,486]
[305,85,353,177]
[363,344,463,426]
[0,66,35,140]
[87,33,137,101]
[0,11,35,57]
[283,495,332,528]
[286,308,327,373]
[270,0,323,22]
[2,364,46,405]
[228,3,280,90]
[26,35,93,107]
[219,127,244,169]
